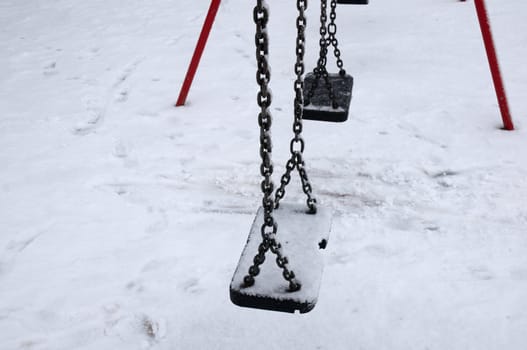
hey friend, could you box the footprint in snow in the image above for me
[126,280,145,293]
[113,141,129,159]
[469,266,494,281]
[388,216,415,231]
[141,259,163,273]
[73,59,144,136]
[141,315,167,341]
[19,340,43,349]
[113,141,138,168]
[43,61,58,76]
[103,303,121,316]
[425,225,441,232]
[103,311,166,346]
[145,207,168,234]
[510,268,527,281]
[328,252,354,265]
[1,227,50,276]
[181,277,203,294]
[430,170,459,179]
[363,244,391,257]
[235,47,251,60]
[115,89,129,103]
[73,99,104,135]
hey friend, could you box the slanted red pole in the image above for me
[176,0,221,107]
[474,0,514,130]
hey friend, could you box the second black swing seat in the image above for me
[302,0,358,123]
[337,0,369,4]
[303,72,353,123]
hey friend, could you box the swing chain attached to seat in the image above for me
[306,0,339,109]
[274,0,317,214]
[242,0,301,292]
[328,0,346,76]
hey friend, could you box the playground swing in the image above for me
[337,0,369,4]
[303,0,366,122]
[229,0,332,314]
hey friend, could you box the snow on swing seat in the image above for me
[230,203,332,314]
[303,72,353,123]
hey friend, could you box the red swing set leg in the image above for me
[473,0,514,130]
[176,0,222,107]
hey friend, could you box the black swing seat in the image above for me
[303,72,353,123]
[230,203,332,314]
[337,0,369,4]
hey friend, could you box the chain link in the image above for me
[243,0,301,292]
[274,0,317,214]
[328,0,346,75]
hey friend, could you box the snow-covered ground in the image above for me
[1,0,526,349]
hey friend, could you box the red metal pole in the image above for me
[474,0,514,130]
[176,0,221,107]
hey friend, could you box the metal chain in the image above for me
[328,0,346,76]
[305,0,338,109]
[243,0,301,292]
[275,0,317,214]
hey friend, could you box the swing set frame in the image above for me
[175,0,515,130]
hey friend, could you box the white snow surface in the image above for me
[1,0,527,349]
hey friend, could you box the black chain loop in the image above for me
[243,0,301,293]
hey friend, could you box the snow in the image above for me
[1,0,526,349]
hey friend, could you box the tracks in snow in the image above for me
[73,58,145,136]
